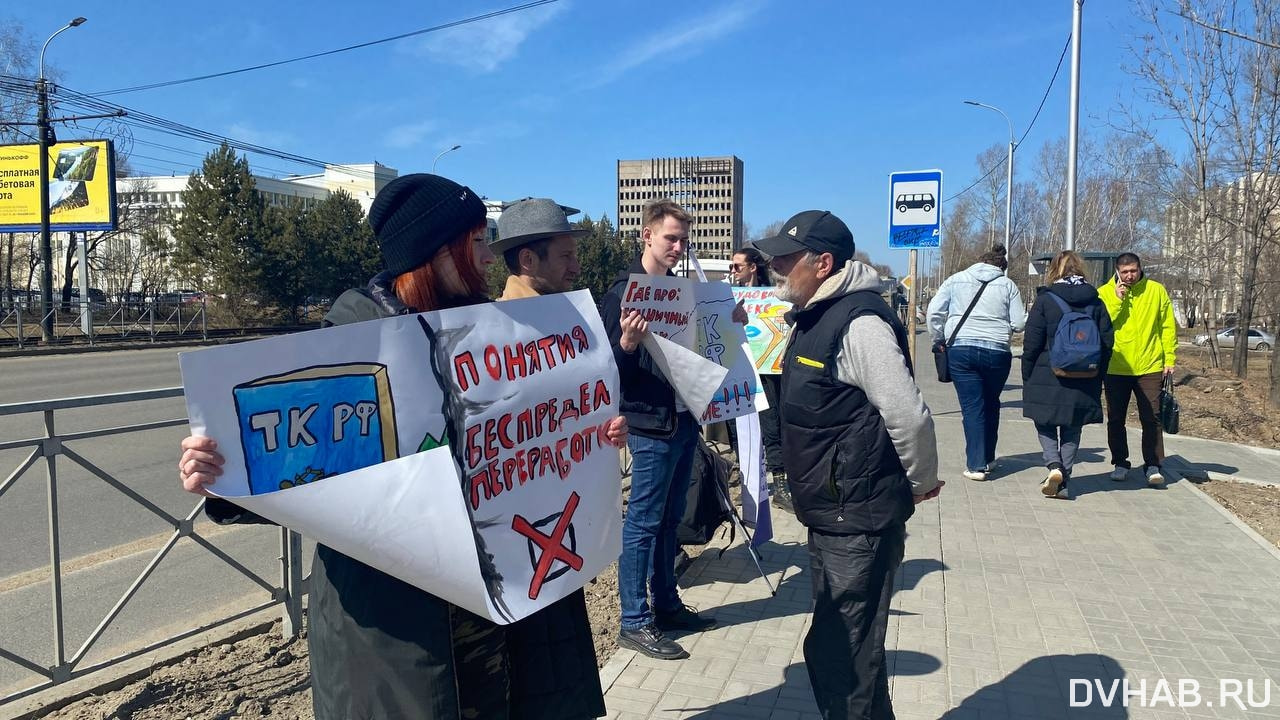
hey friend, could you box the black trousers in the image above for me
[1103,372,1165,469]
[726,374,786,475]
[804,524,905,720]
[759,374,784,475]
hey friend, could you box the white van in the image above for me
[674,257,733,282]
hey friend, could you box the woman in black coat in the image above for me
[1021,251,1114,499]
[179,174,616,719]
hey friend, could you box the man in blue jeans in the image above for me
[600,199,724,660]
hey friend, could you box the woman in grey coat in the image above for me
[927,245,1026,481]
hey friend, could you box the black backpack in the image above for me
[677,439,733,546]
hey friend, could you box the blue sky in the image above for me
[8,1,1154,274]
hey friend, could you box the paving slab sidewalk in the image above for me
[601,389,1280,719]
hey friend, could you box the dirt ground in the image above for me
[1172,346,1280,447]
[1196,478,1280,550]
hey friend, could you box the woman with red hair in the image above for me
[178,174,620,719]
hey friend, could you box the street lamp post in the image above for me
[36,17,87,343]
[432,144,462,174]
[1065,0,1084,251]
[963,100,1015,253]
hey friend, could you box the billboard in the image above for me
[0,139,118,232]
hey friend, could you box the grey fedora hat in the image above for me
[493,198,587,254]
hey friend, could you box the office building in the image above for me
[616,156,744,260]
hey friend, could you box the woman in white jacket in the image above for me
[927,245,1026,481]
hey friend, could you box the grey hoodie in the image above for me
[798,260,941,496]
[927,262,1026,348]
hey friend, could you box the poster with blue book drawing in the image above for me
[180,290,621,625]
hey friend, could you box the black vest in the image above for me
[779,290,915,534]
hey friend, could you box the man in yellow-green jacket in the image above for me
[1098,252,1177,486]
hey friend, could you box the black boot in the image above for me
[771,472,794,514]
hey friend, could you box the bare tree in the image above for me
[96,178,176,298]
[1125,0,1233,366]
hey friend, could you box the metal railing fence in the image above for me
[0,300,208,349]
[0,388,304,708]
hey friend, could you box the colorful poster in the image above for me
[731,287,793,375]
[621,274,765,423]
[180,290,621,624]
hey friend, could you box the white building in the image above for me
[58,162,399,296]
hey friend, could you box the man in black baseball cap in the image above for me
[759,209,941,719]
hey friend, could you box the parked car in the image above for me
[1193,326,1274,351]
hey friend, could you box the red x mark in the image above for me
[511,491,585,600]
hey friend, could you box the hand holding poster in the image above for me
[620,274,765,423]
[180,290,620,624]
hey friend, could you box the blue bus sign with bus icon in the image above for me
[889,170,942,249]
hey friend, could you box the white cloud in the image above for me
[588,0,765,88]
[408,2,568,73]
[384,120,437,149]
[225,122,296,149]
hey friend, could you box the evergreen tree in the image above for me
[172,143,269,307]
[307,190,381,301]
[576,214,628,300]
[258,202,310,323]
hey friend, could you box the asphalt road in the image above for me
[0,345,309,696]
[0,346,195,579]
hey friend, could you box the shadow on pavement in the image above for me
[941,653,1130,719]
[679,545,950,630]
[679,653,943,719]
[985,449,1106,482]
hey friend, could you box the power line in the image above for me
[0,74,378,184]
[945,32,1072,203]
[47,81,381,181]
[91,1,560,97]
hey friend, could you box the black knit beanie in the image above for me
[368,173,487,277]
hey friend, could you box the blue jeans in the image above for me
[619,413,699,630]
[948,344,1012,472]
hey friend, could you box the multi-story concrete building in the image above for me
[1163,172,1280,327]
[616,156,744,260]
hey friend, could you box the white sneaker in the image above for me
[1110,465,1128,482]
[962,469,988,481]
[1041,468,1064,497]
[1146,467,1165,486]
[984,459,998,473]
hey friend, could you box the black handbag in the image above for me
[1160,375,1180,434]
[933,280,993,383]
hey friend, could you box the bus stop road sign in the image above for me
[889,169,942,249]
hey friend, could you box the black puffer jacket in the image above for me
[207,272,604,720]
[1020,281,1114,427]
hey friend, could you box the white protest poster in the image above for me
[620,273,767,424]
[619,274,728,415]
[692,281,769,423]
[180,290,620,624]
[640,334,727,414]
[731,287,793,376]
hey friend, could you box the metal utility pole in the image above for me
[37,17,87,342]
[1065,0,1084,250]
[963,100,1015,251]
